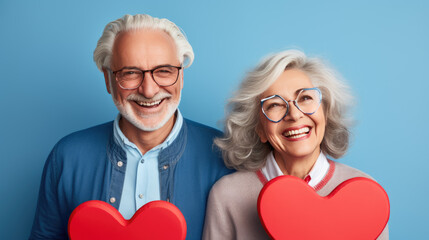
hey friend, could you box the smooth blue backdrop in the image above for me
[1,0,428,239]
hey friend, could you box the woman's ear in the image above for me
[256,125,268,143]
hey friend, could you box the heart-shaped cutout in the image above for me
[68,200,186,240]
[258,176,389,239]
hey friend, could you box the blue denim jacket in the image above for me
[30,119,233,240]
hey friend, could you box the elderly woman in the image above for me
[203,50,388,239]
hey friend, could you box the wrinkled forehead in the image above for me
[260,69,315,99]
[111,29,180,69]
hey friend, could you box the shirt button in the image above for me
[117,161,123,167]
[138,194,143,199]
[110,197,116,203]
[140,159,144,164]
[163,165,169,170]
[304,175,311,184]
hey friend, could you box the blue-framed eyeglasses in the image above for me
[260,87,322,123]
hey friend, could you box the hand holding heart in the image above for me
[258,176,390,240]
[68,200,186,240]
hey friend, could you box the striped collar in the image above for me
[258,151,335,190]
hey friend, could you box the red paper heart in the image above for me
[258,176,389,240]
[68,200,186,240]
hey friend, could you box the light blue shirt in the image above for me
[113,111,183,219]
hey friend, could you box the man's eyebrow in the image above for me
[151,64,182,69]
[121,66,140,70]
[154,64,177,67]
[121,64,178,70]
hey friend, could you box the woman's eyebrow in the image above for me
[294,88,305,95]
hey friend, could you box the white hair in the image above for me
[215,50,354,170]
[93,14,194,71]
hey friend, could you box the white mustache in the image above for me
[127,91,172,102]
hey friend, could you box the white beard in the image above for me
[113,92,180,132]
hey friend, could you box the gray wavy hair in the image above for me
[215,50,354,171]
[93,14,194,71]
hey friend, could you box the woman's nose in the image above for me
[284,101,304,121]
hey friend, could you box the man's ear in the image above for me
[102,68,112,94]
[179,69,184,90]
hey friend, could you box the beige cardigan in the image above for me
[203,161,388,240]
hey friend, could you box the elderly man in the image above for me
[30,14,233,239]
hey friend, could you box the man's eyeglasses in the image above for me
[260,87,322,123]
[110,65,182,90]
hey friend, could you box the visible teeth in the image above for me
[136,100,161,106]
[289,133,307,139]
[284,127,310,137]
[289,133,307,138]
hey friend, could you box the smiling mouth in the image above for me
[283,127,311,139]
[134,99,164,107]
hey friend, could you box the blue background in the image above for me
[1,0,428,239]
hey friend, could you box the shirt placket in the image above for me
[135,150,160,210]
[135,155,146,208]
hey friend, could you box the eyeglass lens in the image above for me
[116,66,180,89]
[262,89,321,122]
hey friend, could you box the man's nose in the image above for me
[138,72,160,98]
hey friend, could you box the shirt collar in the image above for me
[113,110,184,154]
[261,151,329,188]
[306,152,329,187]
